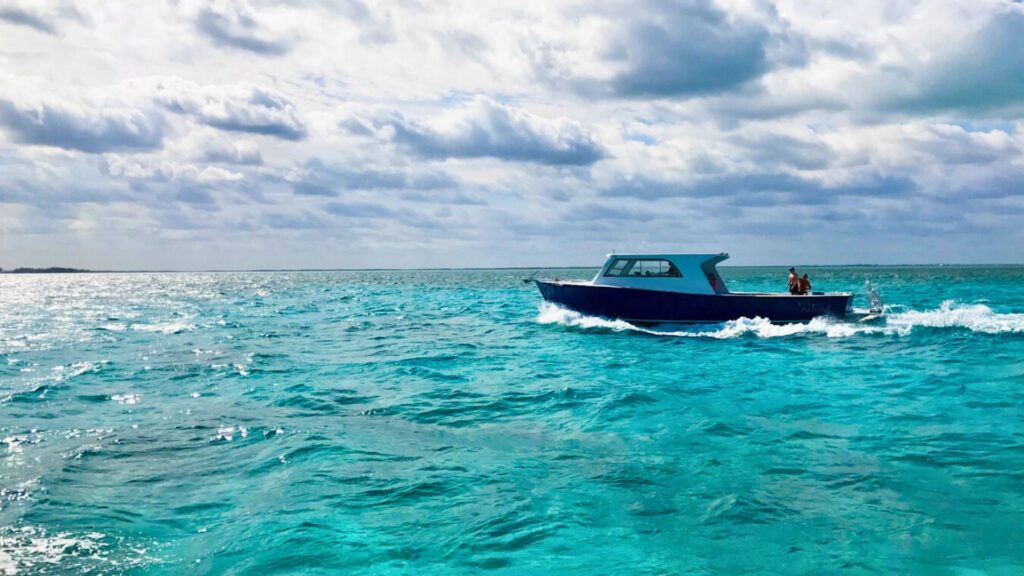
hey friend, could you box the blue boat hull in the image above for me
[536,280,853,324]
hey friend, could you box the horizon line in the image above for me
[4,263,1024,274]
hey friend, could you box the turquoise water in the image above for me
[2,267,1024,575]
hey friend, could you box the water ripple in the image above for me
[0,267,1023,574]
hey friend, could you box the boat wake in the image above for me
[536,300,1024,339]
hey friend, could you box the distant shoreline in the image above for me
[1,267,93,274]
[3,263,1024,274]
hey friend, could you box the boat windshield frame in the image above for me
[593,253,730,295]
[603,258,682,278]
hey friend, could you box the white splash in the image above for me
[111,393,141,405]
[0,526,152,575]
[0,479,36,506]
[214,425,247,441]
[886,300,1024,335]
[536,303,640,332]
[214,426,235,441]
[536,302,858,339]
[3,436,29,455]
[51,361,103,381]
[234,352,254,376]
[130,322,195,334]
[536,300,1024,339]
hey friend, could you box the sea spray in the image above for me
[537,300,1024,338]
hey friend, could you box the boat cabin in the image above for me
[592,253,730,295]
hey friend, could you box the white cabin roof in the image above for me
[606,253,729,265]
[592,253,730,295]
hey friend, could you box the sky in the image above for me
[0,0,1022,270]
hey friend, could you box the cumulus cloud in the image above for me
[341,96,606,166]
[197,138,264,165]
[96,154,255,215]
[0,1,81,35]
[600,171,916,204]
[262,210,330,230]
[3,0,1024,268]
[101,155,244,184]
[730,130,834,171]
[533,0,784,99]
[185,0,293,56]
[150,77,306,140]
[287,158,457,196]
[0,5,55,34]
[0,168,133,207]
[561,202,657,222]
[866,124,1020,167]
[0,98,165,153]
[892,10,1024,113]
[323,201,396,218]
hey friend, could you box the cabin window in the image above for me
[604,259,630,276]
[604,259,681,277]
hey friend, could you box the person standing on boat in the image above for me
[799,274,812,295]
[788,268,801,295]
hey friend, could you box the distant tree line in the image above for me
[1,267,90,274]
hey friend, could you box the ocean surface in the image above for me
[2,266,1023,575]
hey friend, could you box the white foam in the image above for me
[536,303,640,332]
[213,425,247,441]
[0,527,102,575]
[0,526,151,575]
[886,300,1024,335]
[536,302,860,339]
[111,393,141,405]
[0,479,35,505]
[3,435,29,454]
[536,300,1024,339]
[130,322,195,334]
[51,361,104,382]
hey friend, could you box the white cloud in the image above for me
[341,96,606,166]
[101,155,242,183]
[190,135,264,165]
[183,0,294,56]
[0,0,82,35]
[146,77,306,141]
[1,0,1023,268]
[0,95,164,153]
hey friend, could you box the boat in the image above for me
[533,253,863,325]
